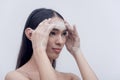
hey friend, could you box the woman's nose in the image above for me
[55,35,65,45]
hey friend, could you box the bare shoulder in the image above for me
[68,73,81,80]
[60,72,80,80]
[5,71,29,80]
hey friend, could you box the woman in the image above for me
[5,8,98,80]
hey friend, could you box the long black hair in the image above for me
[16,8,64,69]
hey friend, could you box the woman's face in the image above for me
[46,17,68,60]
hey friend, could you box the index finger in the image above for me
[64,21,74,32]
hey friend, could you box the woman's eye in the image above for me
[63,31,68,36]
[50,32,56,36]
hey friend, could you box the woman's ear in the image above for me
[25,28,33,40]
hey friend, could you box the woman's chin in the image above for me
[52,54,60,59]
[48,53,60,60]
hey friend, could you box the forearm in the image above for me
[73,49,98,80]
[33,48,57,80]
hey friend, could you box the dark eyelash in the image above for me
[50,32,56,35]
[63,31,68,35]
[63,32,66,35]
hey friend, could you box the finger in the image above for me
[39,19,48,26]
[46,23,56,33]
[36,19,48,30]
[40,18,54,32]
[38,22,56,35]
[47,18,52,24]
[73,25,79,36]
[36,18,52,30]
[64,21,73,32]
[36,18,51,32]
[64,21,75,36]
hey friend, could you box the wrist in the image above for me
[33,47,46,54]
[72,48,82,57]
[33,46,46,51]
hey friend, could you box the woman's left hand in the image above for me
[65,21,80,57]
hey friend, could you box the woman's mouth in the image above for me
[52,48,61,53]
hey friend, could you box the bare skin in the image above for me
[5,17,98,80]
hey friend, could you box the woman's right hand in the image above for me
[30,19,55,51]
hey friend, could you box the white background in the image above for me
[0,0,120,80]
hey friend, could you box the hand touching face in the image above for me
[65,21,80,56]
[25,18,56,51]
[46,17,68,59]
[25,17,67,59]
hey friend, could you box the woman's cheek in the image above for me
[62,36,67,43]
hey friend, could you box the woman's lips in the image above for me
[52,48,61,53]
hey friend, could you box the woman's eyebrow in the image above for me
[52,28,59,31]
[52,28,67,31]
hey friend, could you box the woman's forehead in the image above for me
[52,22,66,31]
[51,17,66,31]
